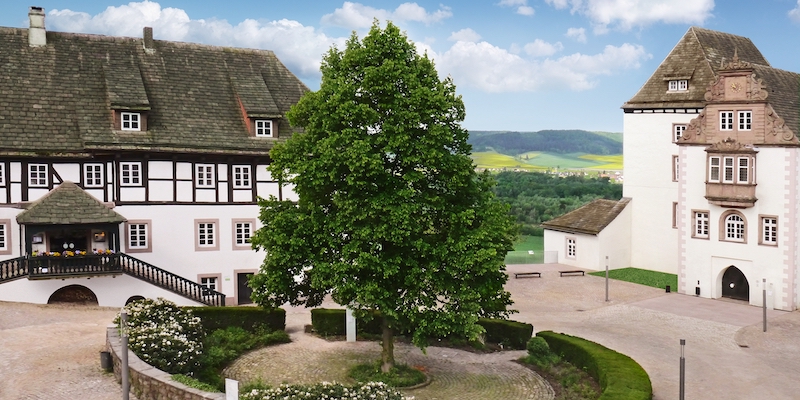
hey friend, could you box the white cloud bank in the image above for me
[545,0,714,32]
[498,0,535,16]
[790,1,800,23]
[45,1,650,94]
[321,2,452,29]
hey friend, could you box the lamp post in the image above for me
[121,310,130,400]
[679,339,685,400]
[605,256,609,302]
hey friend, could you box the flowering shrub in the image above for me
[33,250,88,257]
[117,298,204,375]
[241,381,413,400]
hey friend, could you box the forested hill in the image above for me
[468,130,622,155]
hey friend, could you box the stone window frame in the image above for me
[673,124,686,143]
[29,163,48,187]
[195,219,220,251]
[195,164,215,188]
[84,163,104,188]
[566,237,576,259]
[759,215,778,246]
[125,220,152,253]
[0,219,12,255]
[692,210,710,239]
[672,155,679,182]
[672,202,679,229]
[719,210,747,244]
[198,273,222,292]
[255,120,273,137]
[121,112,141,131]
[738,110,752,131]
[120,162,142,187]
[232,219,255,250]
[232,165,252,189]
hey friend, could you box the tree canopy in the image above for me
[249,21,517,371]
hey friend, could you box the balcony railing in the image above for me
[0,254,226,306]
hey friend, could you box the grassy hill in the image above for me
[469,130,622,155]
[473,151,622,170]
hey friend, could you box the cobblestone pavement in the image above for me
[0,302,135,400]
[4,263,800,400]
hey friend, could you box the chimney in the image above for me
[143,27,154,50]
[28,6,46,47]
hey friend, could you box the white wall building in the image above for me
[0,8,307,307]
[544,27,800,311]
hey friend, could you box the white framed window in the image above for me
[255,120,273,137]
[29,164,48,187]
[235,221,252,245]
[673,124,686,142]
[693,211,709,238]
[0,163,5,186]
[84,164,104,188]
[120,162,142,186]
[121,112,141,131]
[720,111,734,130]
[738,111,752,131]
[722,157,735,183]
[672,202,678,229]
[0,220,9,254]
[761,216,777,245]
[672,155,679,182]
[200,277,217,291]
[232,165,251,189]
[668,80,688,91]
[126,220,151,253]
[724,213,746,242]
[196,164,215,188]
[566,238,576,259]
[737,157,749,184]
[708,156,720,183]
[196,220,219,251]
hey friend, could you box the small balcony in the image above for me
[25,253,122,279]
[705,182,757,208]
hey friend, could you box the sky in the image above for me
[2,1,799,133]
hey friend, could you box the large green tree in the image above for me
[249,22,517,371]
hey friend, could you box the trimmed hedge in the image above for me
[478,318,533,350]
[187,307,286,333]
[310,308,383,336]
[310,308,532,349]
[537,331,652,400]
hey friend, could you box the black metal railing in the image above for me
[0,257,27,283]
[0,254,226,306]
[117,253,226,306]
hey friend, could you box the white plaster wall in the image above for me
[148,161,173,179]
[623,112,695,273]
[543,229,599,270]
[53,164,80,183]
[0,275,204,307]
[0,207,22,259]
[681,146,792,310]
[596,203,632,270]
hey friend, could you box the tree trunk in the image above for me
[381,316,395,372]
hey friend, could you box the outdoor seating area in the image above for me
[559,270,585,277]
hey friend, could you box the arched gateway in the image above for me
[721,266,749,301]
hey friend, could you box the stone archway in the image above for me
[721,266,749,301]
[125,295,145,305]
[48,285,99,305]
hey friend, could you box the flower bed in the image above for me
[241,381,413,400]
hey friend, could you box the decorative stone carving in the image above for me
[765,105,796,142]
[719,49,751,71]
[706,137,754,153]
[746,73,768,100]
[705,76,724,102]
[682,110,705,142]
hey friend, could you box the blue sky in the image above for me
[2,1,799,132]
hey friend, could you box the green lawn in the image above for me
[505,235,544,264]
[588,267,677,290]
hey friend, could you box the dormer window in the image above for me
[121,112,141,131]
[255,120,273,137]
[668,80,688,91]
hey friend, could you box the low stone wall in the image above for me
[106,327,225,400]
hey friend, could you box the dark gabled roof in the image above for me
[16,181,126,225]
[542,198,630,236]
[752,65,800,138]
[623,27,769,110]
[0,27,308,156]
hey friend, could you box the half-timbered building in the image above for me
[0,7,307,306]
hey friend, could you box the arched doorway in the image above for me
[126,295,146,305]
[48,285,99,305]
[721,266,749,301]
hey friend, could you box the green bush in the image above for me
[349,362,427,387]
[526,336,550,358]
[478,318,533,349]
[187,306,285,332]
[537,331,652,400]
[117,298,204,376]
[310,308,383,336]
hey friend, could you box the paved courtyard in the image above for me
[2,263,800,399]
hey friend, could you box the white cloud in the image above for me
[566,27,587,43]
[498,0,535,16]
[546,0,714,32]
[448,28,482,42]
[790,1,800,23]
[47,1,343,79]
[523,39,563,57]
[321,2,452,29]
[431,40,650,92]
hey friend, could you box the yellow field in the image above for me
[579,154,623,170]
[471,151,544,170]
[471,151,623,171]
